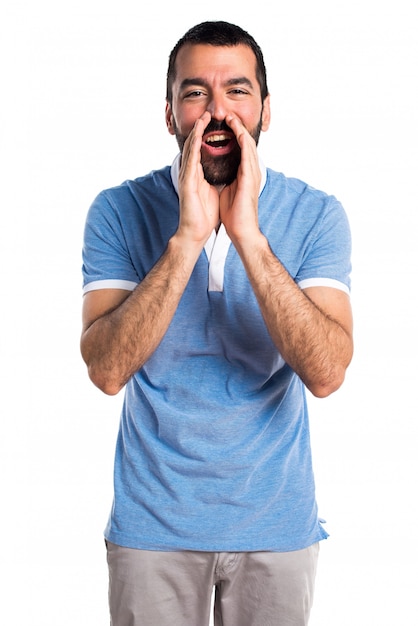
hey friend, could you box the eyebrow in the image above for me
[179,76,255,91]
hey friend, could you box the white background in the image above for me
[1,0,417,624]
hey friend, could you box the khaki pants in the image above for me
[106,541,319,626]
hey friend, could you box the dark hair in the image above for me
[166,21,269,105]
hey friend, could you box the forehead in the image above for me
[173,43,259,88]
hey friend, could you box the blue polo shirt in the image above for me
[82,156,351,552]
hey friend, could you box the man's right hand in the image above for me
[176,111,220,245]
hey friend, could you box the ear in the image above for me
[165,102,175,135]
[261,94,271,132]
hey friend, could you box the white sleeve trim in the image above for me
[297,277,350,294]
[83,279,138,294]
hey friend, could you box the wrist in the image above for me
[169,231,206,263]
[230,228,267,257]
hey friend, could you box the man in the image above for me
[81,20,353,626]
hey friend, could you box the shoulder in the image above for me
[261,169,348,233]
[264,168,339,206]
[86,166,175,222]
[99,166,173,204]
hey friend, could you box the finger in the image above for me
[197,110,211,134]
[181,112,211,173]
[225,114,249,148]
[225,114,260,177]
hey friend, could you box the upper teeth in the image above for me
[206,134,228,143]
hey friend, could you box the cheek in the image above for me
[240,105,263,127]
[173,104,205,134]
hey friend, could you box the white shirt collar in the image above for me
[170,153,267,196]
[169,153,267,294]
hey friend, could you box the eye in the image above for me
[228,88,249,97]
[184,90,206,99]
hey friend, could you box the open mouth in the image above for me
[203,131,236,156]
[205,133,231,148]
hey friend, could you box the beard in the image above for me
[173,114,263,186]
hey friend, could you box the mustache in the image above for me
[203,119,232,135]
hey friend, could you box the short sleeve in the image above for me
[295,197,352,294]
[81,191,140,293]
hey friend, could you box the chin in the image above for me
[202,154,240,186]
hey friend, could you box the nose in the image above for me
[207,93,227,121]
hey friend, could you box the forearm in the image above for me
[235,233,353,397]
[81,235,202,395]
